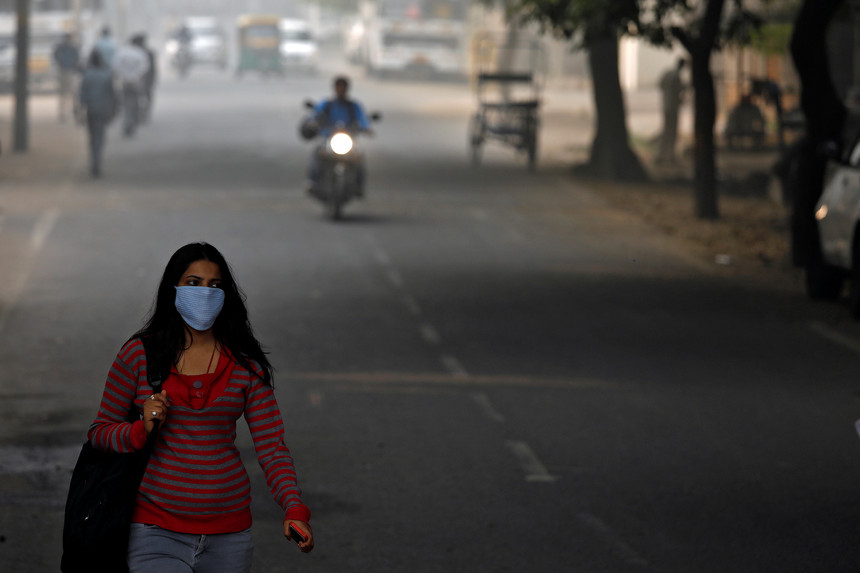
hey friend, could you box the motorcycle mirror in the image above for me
[304,100,315,110]
[370,112,382,122]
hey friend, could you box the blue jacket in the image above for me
[313,98,370,136]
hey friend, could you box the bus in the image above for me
[361,0,468,79]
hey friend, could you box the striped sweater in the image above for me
[88,338,310,534]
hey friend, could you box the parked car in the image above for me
[279,19,318,73]
[810,135,860,316]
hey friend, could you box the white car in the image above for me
[279,19,318,73]
[811,136,860,316]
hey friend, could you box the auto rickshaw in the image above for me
[235,14,283,77]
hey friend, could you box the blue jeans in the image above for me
[127,523,253,573]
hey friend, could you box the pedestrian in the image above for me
[86,242,314,572]
[78,50,117,178]
[93,26,117,68]
[655,58,686,164]
[112,34,150,137]
[138,33,158,124]
[52,33,80,123]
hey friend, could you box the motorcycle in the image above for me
[301,100,380,220]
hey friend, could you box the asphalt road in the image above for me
[3,60,860,573]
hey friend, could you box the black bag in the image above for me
[60,337,165,573]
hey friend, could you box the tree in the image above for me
[516,0,761,219]
[513,0,649,182]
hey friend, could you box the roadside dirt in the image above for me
[584,146,802,288]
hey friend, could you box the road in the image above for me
[2,60,860,573]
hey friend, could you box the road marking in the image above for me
[30,207,60,250]
[374,249,392,267]
[808,321,860,356]
[402,295,422,316]
[577,512,649,567]
[288,371,616,389]
[472,392,505,422]
[440,354,469,378]
[0,208,61,335]
[419,323,441,345]
[471,208,489,221]
[507,440,558,482]
[386,269,404,289]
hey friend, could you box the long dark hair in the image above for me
[130,242,274,385]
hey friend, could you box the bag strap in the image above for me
[139,335,165,438]
[141,335,164,394]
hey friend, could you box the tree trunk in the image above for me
[690,45,718,219]
[578,34,648,182]
[675,0,726,220]
[789,0,846,266]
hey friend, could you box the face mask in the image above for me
[174,286,225,332]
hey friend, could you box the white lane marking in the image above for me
[472,392,505,422]
[402,295,422,316]
[419,323,441,345]
[507,440,558,483]
[440,354,469,378]
[374,249,392,267]
[577,512,649,567]
[30,207,60,250]
[808,321,860,356]
[471,208,489,221]
[0,208,61,335]
[386,269,404,289]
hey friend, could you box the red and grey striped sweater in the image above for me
[88,338,310,534]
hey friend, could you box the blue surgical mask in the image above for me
[174,286,225,331]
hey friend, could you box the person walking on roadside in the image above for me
[139,33,158,124]
[112,34,151,137]
[52,33,80,123]
[655,58,686,164]
[86,242,314,571]
[93,26,117,68]
[78,50,117,178]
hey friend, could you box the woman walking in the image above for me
[88,242,313,572]
[78,50,117,177]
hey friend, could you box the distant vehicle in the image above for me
[279,19,318,73]
[361,0,469,79]
[235,14,282,77]
[810,135,860,316]
[165,17,228,72]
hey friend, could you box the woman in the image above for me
[78,49,117,177]
[88,242,313,572]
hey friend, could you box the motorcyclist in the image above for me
[174,25,193,75]
[307,75,373,197]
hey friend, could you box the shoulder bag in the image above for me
[60,337,165,573]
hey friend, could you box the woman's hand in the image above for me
[284,520,314,553]
[143,390,169,436]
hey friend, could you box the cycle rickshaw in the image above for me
[468,37,544,170]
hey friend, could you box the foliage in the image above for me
[511,0,765,51]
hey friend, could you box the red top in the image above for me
[88,338,311,534]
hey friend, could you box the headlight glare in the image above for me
[331,133,353,155]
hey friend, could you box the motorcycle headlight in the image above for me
[330,133,353,155]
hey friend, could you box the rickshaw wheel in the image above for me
[469,113,484,167]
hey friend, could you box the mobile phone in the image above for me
[289,523,308,544]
